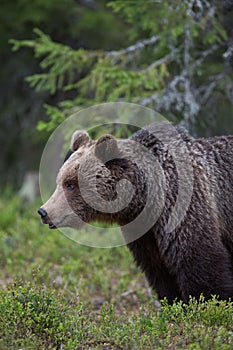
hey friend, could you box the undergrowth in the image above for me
[0,196,233,349]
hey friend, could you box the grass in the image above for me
[0,196,233,349]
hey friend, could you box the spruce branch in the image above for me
[106,35,159,58]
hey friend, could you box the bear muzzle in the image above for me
[37,208,57,229]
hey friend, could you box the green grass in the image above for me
[0,196,233,349]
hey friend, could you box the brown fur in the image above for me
[39,124,233,303]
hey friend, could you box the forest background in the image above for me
[1,0,233,189]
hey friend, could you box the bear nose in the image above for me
[38,208,48,218]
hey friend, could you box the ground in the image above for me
[1,195,233,349]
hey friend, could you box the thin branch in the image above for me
[189,44,220,72]
[120,290,136,298]
[144,50,179,71]
[223,45,233,59]
[106,35,159,58]
[198,73,224,104]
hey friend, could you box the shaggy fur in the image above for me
[39,123,233,303]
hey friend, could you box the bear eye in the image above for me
[65,183,76,191]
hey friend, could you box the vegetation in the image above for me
[0,0,128,187]
[1,196,233,349]
[1,1,233,187]
[10,1,233,136]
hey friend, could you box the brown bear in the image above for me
[38,123,233,303]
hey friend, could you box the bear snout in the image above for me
[37,208,57,229]
[38,207,47,219]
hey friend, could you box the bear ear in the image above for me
[70,130,90,151]
[94,134,119,162]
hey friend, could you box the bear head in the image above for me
[38,129,148,231]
